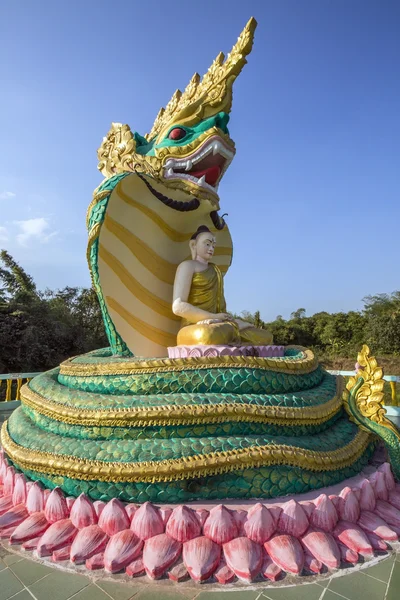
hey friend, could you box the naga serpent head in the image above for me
[97,17,257,207]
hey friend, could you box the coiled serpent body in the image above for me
[2,346,377,502]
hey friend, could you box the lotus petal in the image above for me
[70,494,97,529]
[86,552,105,570]
[182,535,220,582]
[329,495,343,513]
[366,532,388,551]
[214,559,235,584]
[99,499,130,536]
[93,501,105,518]
[244,503,275,544]
[278,500,309,538]
[3,467,15,497]
[44,488,69,523]
[0,505,28,530]
[333,520,373,556]
[311,494,338,532]
[338,488,360,523]
[261,554,282,581]
[126,557,145,577]
[301,528,340,569]
[12,474,27,506]
[357,511,398,541]
[388,489,400,511]
[26,483,44,514]
[10,512,49,544]
[22,536,41,550]
[374,499,400,529]
[104,529,143,573]
[125,504,138,521]
[129,502,163,541]
[37,518,77,557]
[195,509,209,527]
[378,463,396,491]
[143,533,182,579]
[370,471,389,501]
[232,509,247,536]
[264,534,304,574]
[168,561,189,582]
[203,505,238,544]
[268,505,283,526]
[338,542,358,564]
[300,501,315,518]
[166,505,201,543]
[159,508,172,526]
[0,525,16,538]
[0,496,14,516]
[70,524,109,563]
[66,498,75,511]
[52,546,72,561]
[0,460,7,486]
[304,551,323,573]
[223,537,263,582]
[359,479,376,511]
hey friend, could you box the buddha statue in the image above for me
[172,226,274,346]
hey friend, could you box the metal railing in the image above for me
[0,373,42,401]
[0,370,399,405]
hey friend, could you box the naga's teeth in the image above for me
[165,159,174,168]
[167,168,174,177]
[198,175,206,186]
[212,142,219,155]
[185,160,192,171]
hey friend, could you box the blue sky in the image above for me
[1,1,399,322]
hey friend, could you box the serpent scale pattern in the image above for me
[4,347,376,502]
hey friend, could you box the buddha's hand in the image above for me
[197,314,230,325]
[215,313,231,321]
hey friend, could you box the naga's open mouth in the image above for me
[163,136,235,194]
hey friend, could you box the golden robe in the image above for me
[177,264,273,346]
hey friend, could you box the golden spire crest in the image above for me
[146,17,258,141]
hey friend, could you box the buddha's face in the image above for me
[194,232,216,262]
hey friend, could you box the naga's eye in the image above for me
[168,127,186,141]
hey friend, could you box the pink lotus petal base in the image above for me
[0,453,398,585]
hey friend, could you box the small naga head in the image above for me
[97,17,257,207]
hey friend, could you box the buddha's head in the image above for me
[189,226,216,262]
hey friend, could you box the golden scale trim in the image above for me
[19,376,344,428]
[1,423,371,484]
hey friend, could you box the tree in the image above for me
[290,308,306,320]
[0,252,107,373]
[254,310,262,329]
[0,250,37,303]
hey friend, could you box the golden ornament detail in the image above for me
[146,17,257,141]
[344,345,387,425]
[344,345,400,444]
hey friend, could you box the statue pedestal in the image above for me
[167,344,285,359]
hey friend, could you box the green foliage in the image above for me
[239,292,400,359]
[0,252,107,373]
